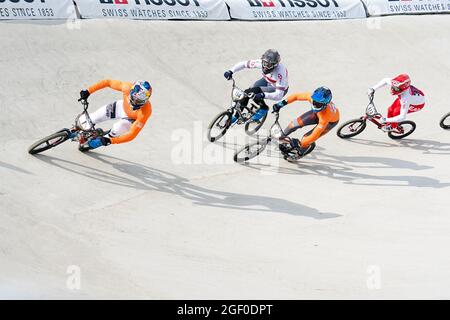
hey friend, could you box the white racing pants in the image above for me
[78,100,133,138]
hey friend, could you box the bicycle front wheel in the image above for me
[207,111,232,142]
[234,138,271,163]
[440,112,450,130]
[28,129,70,155]
[336,119,366,139]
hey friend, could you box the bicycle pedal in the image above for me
[278,143,291,154]
[284,153,301,162]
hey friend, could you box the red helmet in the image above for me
[391,74,411,95]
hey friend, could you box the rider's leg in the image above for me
[386,98,401,129]
[282,110,319,137]
[251,79,289,122]
[77,101,123,130]
[108,119,133,138]
[236,78,268,112]
[279,111,318,153]
[300,120,339,146]
[250,78,270,121]
[407,103,425,114]
[320,121,339,136]
[295,120,338,155]
[232,82,266,123]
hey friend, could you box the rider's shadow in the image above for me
[337,137,450,154]
[334,138,401,148]
[242,153,449,189]
[398,138,450,155]
[34,153,340,220]
[319,153,433,171]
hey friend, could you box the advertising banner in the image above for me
[0,0,76,20]
[75,0,230,20]
[225,0,367,20]
[363,0,450,15]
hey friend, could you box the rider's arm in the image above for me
[263,67,288,101]
[88,79,124,94]
[370,78,392,91]
[110,105,152,144]
[263,88,286,101]
[230,59,261,73]
[285,92,312,104]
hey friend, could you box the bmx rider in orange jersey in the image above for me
[272,86,340,155]
[78,79,152,150]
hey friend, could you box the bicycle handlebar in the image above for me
[74,98,94,131]
[78,98,89,111]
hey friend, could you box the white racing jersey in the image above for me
[230,59,289,101]
[371,78,425,123]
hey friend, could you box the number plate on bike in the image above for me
[271,125,282,138]
[366,104,377,116]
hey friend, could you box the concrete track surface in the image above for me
[0,16,449,299]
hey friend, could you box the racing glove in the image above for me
[224,70,233,80]
[79,89,90,101]
[273,100,288,112]
[367,88,375,100]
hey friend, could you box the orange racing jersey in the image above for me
[286,92,340,148]
[88,79,152,144]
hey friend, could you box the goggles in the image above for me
[312,100,327,110]
[391,86,402,93]
[132,81,151,93]
[262,60,276,70]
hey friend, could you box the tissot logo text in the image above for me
[247,0,340,8]
[0,0,46,3]
[99,0,201,6]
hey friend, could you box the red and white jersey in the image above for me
[230,59,289,100]
[371,78,425,123]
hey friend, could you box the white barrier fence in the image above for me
[0,0,76,20]
[362,0,450,16]
[75,0,230,20]
[0,0,449,20]
[225,0,367,20]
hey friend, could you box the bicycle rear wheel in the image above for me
[388,121,416,139]
[234,138,270,163]
[440,112,450,130]
[336,119,366,139]
[207,111,232,142]
[28,129,70,155]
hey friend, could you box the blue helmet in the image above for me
[311,86,332,112]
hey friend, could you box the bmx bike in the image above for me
[233,111,315,163]
[28,99,106,154]
[336,96,416,140]
[207,79,268,142]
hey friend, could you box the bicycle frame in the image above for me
[70,99,103,144]
[361,97,384,129]
[361,97,410,135]
[74,100,95,131]
[228,79,259,126]
[264,112,292,145]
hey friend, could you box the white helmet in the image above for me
[129,80,152,110]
